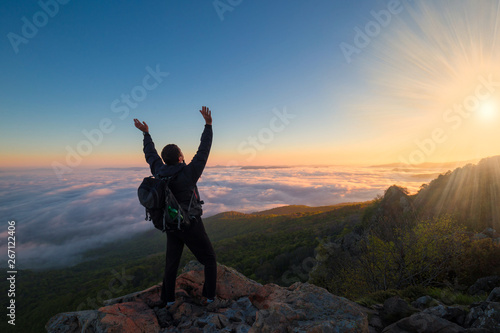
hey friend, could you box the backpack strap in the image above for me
[156,172,203,218]
[186,190,196,215]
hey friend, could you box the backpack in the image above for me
[137,174,201,232]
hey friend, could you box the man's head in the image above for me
[161,144,184,165]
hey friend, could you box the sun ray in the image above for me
[346,0,500,162]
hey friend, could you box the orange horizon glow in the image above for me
[0,149,497,170]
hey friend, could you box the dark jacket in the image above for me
[143,125,212,214]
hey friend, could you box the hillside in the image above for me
[0,202,369,333]
[250,203,354,216]
[310,157,500,302]
[414,155,500,231]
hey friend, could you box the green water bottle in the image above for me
[168,206,178,219]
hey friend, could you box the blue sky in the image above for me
[0,0,384,167]
[1,0,500,173]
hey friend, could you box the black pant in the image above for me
[160,216,217,303]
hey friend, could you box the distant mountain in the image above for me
[369,160,478,169]
[98,167,148,171]
[250,203,356,216]
[240,165,293,170]
[414,156,500,231]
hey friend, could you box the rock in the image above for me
[411,295,440,310]
[381,296,418,325]
[368,314,384,331]
[45,310,107,333]
[46,261,369,333]
[481,228,499,238]
[423,304,467,326]
[176,261,262,301]
[465,304,486,328]
[468,276,500,295]
[486,287,500,302]
[235,323,252,333]
[472,233,489,241]
[103,283,163,307]
[46,301,161,333]
[382,312,466,333]
[464,328,493,333]
[153,306,170,328]
[100,301,161,332]
[249,282,369,332]
[466,301,500,331]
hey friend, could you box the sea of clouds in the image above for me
[0,165,447,269]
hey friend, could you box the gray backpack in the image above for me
[138,174,199,232]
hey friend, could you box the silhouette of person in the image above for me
[134,107,218,307]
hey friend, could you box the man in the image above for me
[134,106,221,309]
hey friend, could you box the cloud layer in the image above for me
[0,165,445,269]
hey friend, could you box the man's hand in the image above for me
[134,119,149,133]
[200,106,212,125]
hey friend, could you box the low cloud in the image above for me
[0,165,446,269]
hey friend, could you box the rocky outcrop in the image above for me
[382,312,466,333]
[468,276,500,296]
[363,286,500,333]
[465,301,500,331]
[380,296,418,325]
[486,287,500,302]
[46,262,369,332]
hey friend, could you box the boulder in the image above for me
[468,276,500,295]
[176,261,262,301]
[480,228,499,238]
[47,261,369,333]
[472,233,488,241]
[423,304,467,326]
[45,310,107,333]
[411,295,440,310]
[45,301,160,333]
[486,287,500,302]
[382,312,466,333]
[249,282,368,332]
[465,301,500,331]
[381,296,418,325]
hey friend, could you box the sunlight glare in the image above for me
[479,100,498,120]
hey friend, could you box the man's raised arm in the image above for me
[187,107,213,181]
[134,118,164,176]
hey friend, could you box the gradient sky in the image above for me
[1,0,500,174]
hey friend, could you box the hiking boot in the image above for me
[205,297,232,311]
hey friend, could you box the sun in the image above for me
[478,100,498,121]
